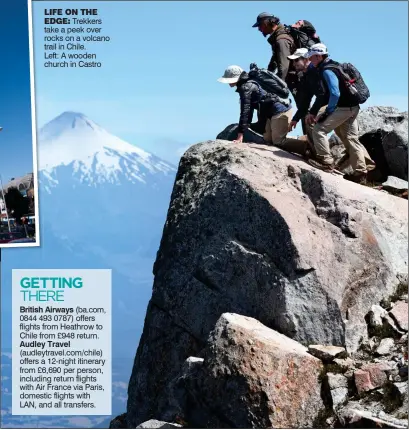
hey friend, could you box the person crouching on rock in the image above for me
[218,65,309,157]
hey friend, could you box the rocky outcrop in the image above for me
[120,287,408,429]
[326,107,408,184]
[123,140,407,427]
[169,313,325,428]
[382,176,408,193]
[219,106,409,183]
[357,106,408,181]
[136,420,182,429]
[332,106,408,182]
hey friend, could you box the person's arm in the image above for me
[238,85,254,133]
[293,89,313,122]
[322,69,340,114]
[275,39,292,80]
[267,48,277,72]
[309,76,326,115]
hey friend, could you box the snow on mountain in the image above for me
[36,111,177,264]
[1,114,178,428]
[38,111,175,191]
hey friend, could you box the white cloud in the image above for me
[112,381,128,389]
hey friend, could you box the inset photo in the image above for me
[0,0,39,248]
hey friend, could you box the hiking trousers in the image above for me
[305,106,327,148]
[312,106,375,174]
[263,109,307,157]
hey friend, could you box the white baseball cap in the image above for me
[305,43,329,58]
[288,48,309,60]
[217,65,244,84]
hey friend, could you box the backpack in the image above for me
[322,62,370,104]
[284,23,321,49]
[251,80,291,108]
[248,63,290,99]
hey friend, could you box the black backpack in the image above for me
[248,63,290,99]
[284,23,321,49]
[323,62,370,104]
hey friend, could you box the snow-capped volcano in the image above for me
[36,111,177,257]
[39,111,174,188]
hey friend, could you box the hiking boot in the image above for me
[297,135,315,160]
[335,153,350,170]
[308,158,335,172]
[344,172,367,185]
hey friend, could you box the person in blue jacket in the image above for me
[305,44,375,183]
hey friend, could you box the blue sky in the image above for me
[0,0,35,182]
[34,1,408,164]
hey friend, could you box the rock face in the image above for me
[308,345,347,362]
[390,301,408,331]
[179,313,324,428]
[357,106,408,181]
[126,140,407,427]
[382,176,408,193]
[354,363,391,395]
[136,420,182,429]
[326,373,348,410]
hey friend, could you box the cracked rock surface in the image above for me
[124,140,407,427]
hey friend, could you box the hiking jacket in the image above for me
[292,63,329,122]
[318,58,359,109]
[236,72,291,133]
[267,25,295,81]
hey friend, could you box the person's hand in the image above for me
[317,110,330,123]
[306,114,317,125]
[234,133,244,143]
[288,121,298,132]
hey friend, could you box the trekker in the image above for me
[252,13,295,81]
[290,20,321,49]
[252,14,322,107]
[305,44,376,183]
[217,65,309,157]
[287,48,327,140]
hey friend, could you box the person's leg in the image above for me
[335,121,375,173]
[270,110,308,156]
[338,107,374,175]
[269,110,293,145]
[312,108,354,166]
[306,105,327,148]
[263,118,273,144]
[333,126,350,169]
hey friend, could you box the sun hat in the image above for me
[304,43,328,58]
[287,48,309,60]
[252,12,279,28]
[217,65,244,84]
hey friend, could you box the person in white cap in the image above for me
[304,44,375,183]
[218,65,309,157]
[287,48,327,143]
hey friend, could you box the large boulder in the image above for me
[126,140,407,427]
[167,313,325,428]
[358,106,408,181]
